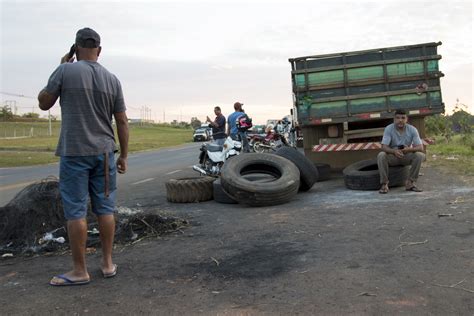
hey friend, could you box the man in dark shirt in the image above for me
[206,106,226,145]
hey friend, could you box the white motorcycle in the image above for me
[193,136,241,176]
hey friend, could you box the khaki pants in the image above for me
[377,151,425,184]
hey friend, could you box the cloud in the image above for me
[1,0,472,122]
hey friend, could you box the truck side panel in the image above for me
[290,42,444,126]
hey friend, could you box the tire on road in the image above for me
[213,179,238,204]
[166,176,215,203]
[314,163,331,181]
[342,159,410,190]
[275,147,318,191]
[220,153,300,206]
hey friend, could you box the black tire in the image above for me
[343,159,410,190]
[314,163,331,181]
[166,177,215,203]
[220,153,300,206]
[213,179,238,204]
[275,147,319,191]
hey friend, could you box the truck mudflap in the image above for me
[312,139,434,152]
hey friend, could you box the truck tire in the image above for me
[343,159,410,190]
[314,163,331,181]
[275,147,318,191]
[213,179,238,204]
[221,153,300,207]
[166,177,215,203]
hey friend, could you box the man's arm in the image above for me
[38,52,73,111]
[402,127,424,153]
[38,89,58,111]
[381,144,397,154]
[402,144,424,153]
[207,116,218,128]
[114,111,129,174]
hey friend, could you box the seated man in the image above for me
[377,109,425,194]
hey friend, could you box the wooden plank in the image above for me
[294,73,443,92]
[305,87,441,103]
[345,129,385,140]
[299,110,444,126]
[291,55,441,74]
[289,41,441,62]
[344,127,385,135]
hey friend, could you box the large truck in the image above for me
[289,42,444,169]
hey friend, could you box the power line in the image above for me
[0,91,36,99]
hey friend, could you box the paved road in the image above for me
[1,162,473,315]
[0,143,202,206]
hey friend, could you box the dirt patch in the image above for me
[186,241,306,280]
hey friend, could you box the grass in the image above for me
[0,122,193,167]
[0,151,60,167]
[425,134,474,177]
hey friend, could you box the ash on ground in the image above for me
[0,179,188,255]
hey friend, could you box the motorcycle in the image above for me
[192,136,241,176]
[249,130,291,153]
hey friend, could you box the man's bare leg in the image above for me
[50,218,90,284]
[379,182,389,194]
[97,214,116,275]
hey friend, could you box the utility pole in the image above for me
[48,110,52,136]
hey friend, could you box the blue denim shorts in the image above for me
[60,152,117,220]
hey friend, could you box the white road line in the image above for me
[131,178,155,185]
[0,180,36,192]
[166,147,187,152]
[166,169,182,175]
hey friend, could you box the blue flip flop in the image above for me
[49,274,90,286]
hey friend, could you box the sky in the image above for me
[0,0,473,124]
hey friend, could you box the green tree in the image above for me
[425,114,453,142]
[190,117,202,129]
[22,112,40,119]
[451,100,473,145]
[0,105,13,121]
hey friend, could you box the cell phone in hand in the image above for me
[68,44,76,59]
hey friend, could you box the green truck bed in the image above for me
[289,42,444,126]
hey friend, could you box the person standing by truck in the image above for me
[227,102,251,152]
[377,109,425,194]
[206,106,226,145]
[38,27,129,286]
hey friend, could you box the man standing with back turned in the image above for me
[377,109,425,194]
[227,102,250,152]
[38,27,129,286]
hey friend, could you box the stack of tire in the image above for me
[166,148,326,206]
[342,159,410,190]
[217,148,322,206]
